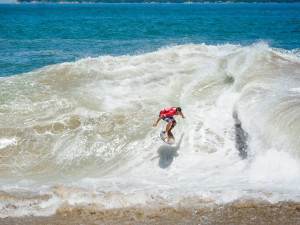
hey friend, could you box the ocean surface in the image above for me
[0,3,300,223]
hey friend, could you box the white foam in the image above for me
[290,88,300,93]
[248,149,300,187]
[0,137,18,149]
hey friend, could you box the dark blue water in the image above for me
[0,3,299,77]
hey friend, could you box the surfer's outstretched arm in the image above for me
[153,115,164,127]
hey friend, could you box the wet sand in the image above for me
[1,200,300,225]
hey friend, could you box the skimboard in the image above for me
[159,131,175,145]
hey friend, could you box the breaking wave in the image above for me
[0,43,299,218]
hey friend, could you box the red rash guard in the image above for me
[160,107,182,118]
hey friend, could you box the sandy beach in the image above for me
[1,200,300,225]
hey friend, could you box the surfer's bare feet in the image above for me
[168,131,174,138]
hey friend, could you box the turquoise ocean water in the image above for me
[0,3,299,77]
[0,3,300,221]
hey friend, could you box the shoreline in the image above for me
[1,200,300,225]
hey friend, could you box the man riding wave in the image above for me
[152,107,185,141]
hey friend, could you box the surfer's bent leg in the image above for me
[168,122,176,137]
[166,120,172,133]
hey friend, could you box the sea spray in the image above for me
[0,43,299,218]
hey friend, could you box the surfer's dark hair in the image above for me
[176,107,182,112]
